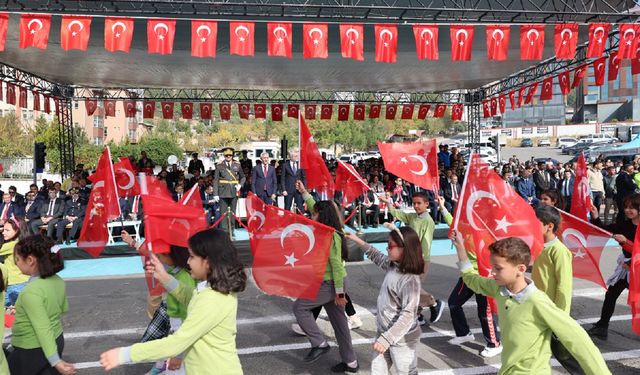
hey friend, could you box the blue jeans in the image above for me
[5,282,27,306]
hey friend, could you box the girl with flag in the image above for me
[345,225,424,375]
[100,229,246,374]
[0,218,29,308]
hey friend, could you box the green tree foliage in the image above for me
[0,113,35,157]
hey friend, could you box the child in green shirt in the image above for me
[0,262,8,374]
[450,231,610,375]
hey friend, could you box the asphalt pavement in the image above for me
[499,146,572,165]
[45,246,640,375]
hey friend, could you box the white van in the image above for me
[339,154,358,165]
[578,134,618,144]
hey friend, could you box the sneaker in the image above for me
[330,362,359,373]
[480,345,503,358]
[429,300,445,323]
[587,324,608,340]
[291,323,306,336]
[347,315,363,330]
[417,313,427,326]
[447,332,475,346]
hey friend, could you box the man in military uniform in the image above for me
[213,147,246,235]
[55,188,86,244]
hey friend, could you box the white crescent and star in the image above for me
[527,28,540,45]
[117,168,135,190]
[309,27,324,45]
[27,19,43,34]
[345,27,359,45]
[144,103,153,111]
[248,211,266,231]
[273,26,288,42]
[164,104,172,112]
[67,20,84,36]
[408,155,429,175]
[153,23,169,40]
[280,224,316,266]
[111,21,127,38]
[561,229,588,258]
[593,26,605,43]
[379,29,393,47]
[624,28,636,45]
[196,25,211,42]
[235,25,250,42]
[560,28,573,45]
[492,29,504,45]
[420,28,434,45]
[466,190,501,231]
[455,29,468,45]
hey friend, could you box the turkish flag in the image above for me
[490,98,498,116]
[482,100,491,118]
[593,56,607,86]
[32,91,40,112]
[19,14,51,49]
[245,192,267,254]
[413,24,438,60]
[385,104,397,120]
[181,102,193,119]
[18,87,26,108]
[558,71,571,95]
[143,101,155,118]
[378,139,439,191]
[452,153,544,281]
[114,157,140,197]
[303,23,328,59]
[191,20,217,58]
[587,23,610,58]
[254,104,266,119]
[161,102,174,119]
[375,24,397,63]
[300,116,335,197]
[571,64,588,88]
[0,14,8,51]
[434,104,447,118]
[338,104,350,121]
[320,105,333,120]
[178,184,205,211]
[288,104,299,118]
[336,161,370,205]
[401,104,414,120]
[250,200,335,299]
[524,82,538,105]
[520,24,545,60]
[340,24,364,61]
[608,52,621,82]
[451,104,464,121]
[369,104,381,118]
[78,147,121,257]
[267,22,292,59]
[60,16,91,51]
[219,103,231,120]
[238,103,250,119]
[557,210,608,289]
[124,100,137,118]
[450,25,474,61]
[305,104,316,120]
[229,22,255,56]
[200,103,212,120]
[84,100,97,116]
[486,25,510,61]
[271,104,284,121]
[104,17,134,52]
[540,77,554,101]
[417,104,430,119]
[517,87,526,107]
[508,91,516,110]
[633,49,640,76]
[140,174,173,199]
[43,95,50,114]
[147,19,175,55]
[570,153,592,221]
[353,104,365,120]
[104,100,116,117]
[618,24,640,59]
[630,221,640,335]
[498,95,506,114]
[554,24,578,60]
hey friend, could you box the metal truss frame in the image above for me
[0,0,634,24]
[55,97,75,179]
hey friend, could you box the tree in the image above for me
[0,113,34,157]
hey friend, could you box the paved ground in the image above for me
[34,245,640,375]
[500,146,572,165]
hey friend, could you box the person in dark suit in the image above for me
[0,193,19,225]
[282,148,306,212]
[172,184,185,202]
[533,162,552,197]
[188,152,205,175]
[30,188,65,238]
[126,194,143,220]
[23,192,42,228]
[559,170,575,211]
[55,188,86,244]
[251,152,278,205]
[516,168,539,207]
[357,189,379,228]
[7,186,24,206]
[442,174,462,212]
[203,185,220,227]
[213,147,246,235]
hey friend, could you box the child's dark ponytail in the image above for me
[14,235,64,278]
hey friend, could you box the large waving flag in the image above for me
[249,200,335,299]
[630,222,640,335]
[78,147,121,257]
[570,153,592,221]
[378,139,439,192]
[299,114,335,197]
[114,157,140,197]
[335,161,370,206]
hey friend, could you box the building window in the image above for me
[93,116,103,128]
[73,101,79,109]
[128,129,136,139]
[104,126,108,138]
[94,137,103,146]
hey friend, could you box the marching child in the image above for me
[0,219,29,308]
[450,231,610,375]
[100,229,247,374]
[379,191,447,324]
[8,235,76,375]
[345,225,423,375]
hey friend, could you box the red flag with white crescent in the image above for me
[375,24,397,63]
[32,91,40,112]
[104,17,134,52]
[124,100,137,118]
[508,91,516,110]
[554,24,578,60]
[482,100,491,118]
[417,104,430,119]
[520,24,544,60]
[288,104,300,119]
[539,77,554,101]
[114,157,140,197]
[524,82,539,105]
[570,153,592,222]
[336,161,370,205]
[498,95,506,114]
[181,102,193,120]
[433,104,446,118]
[267,22,292,59]
[85,100,98,116]
[161,102,174,119]
[0,14,8,52]
[200,103,212,120]
[571,64,588,89]
[19,87,27,109]
[490,98,497,116]
[369,104,381,119]
[353,104,366,120]
[378,139,439,192]
[338,104,350,121]
[191,20,217,58]
[60,16,91,51]
[608,52,621,82]
[320,105,333,120]
[618,24,640,60]
[303,23,328,59]
[229,22,255,56]
[19,14,51,49]
[451,104,464,121]
[450,25,474,61]
[305,104,316,120]
[147,19,176,55]
[385,104,397,120]
[104,100,116,117]
[238,103,250,119]
[558,71,571,95]
[401,104,414,120]
[253,104,266,119]
[300,115,334,197]
[219,103,231,120]
[486,25,510,61]
[340,24,364,61]
[587,23,610,58]
[413,24,439,60]
[592,57,607,86]
[271,104,284,121]
[143,101,155,119]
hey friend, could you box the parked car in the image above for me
[563,141,596,155]
[538,139,551,147]
[557,137,578,149]
[338,154,358,165]
[578,133,618,144]
[533,157,561,166]
[520,138,534,147]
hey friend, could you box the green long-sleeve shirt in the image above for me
[121,281,243,374]
[166,267,197,321]
[0,263,8,374]
[304,194,347,292]
[459,262,610,375]
[531,238,573,313]
[11,275,68,367]
[0,240,29,286]
[389,207,452,262]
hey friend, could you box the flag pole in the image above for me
[138,172,154,289]
[452,151,474,232]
